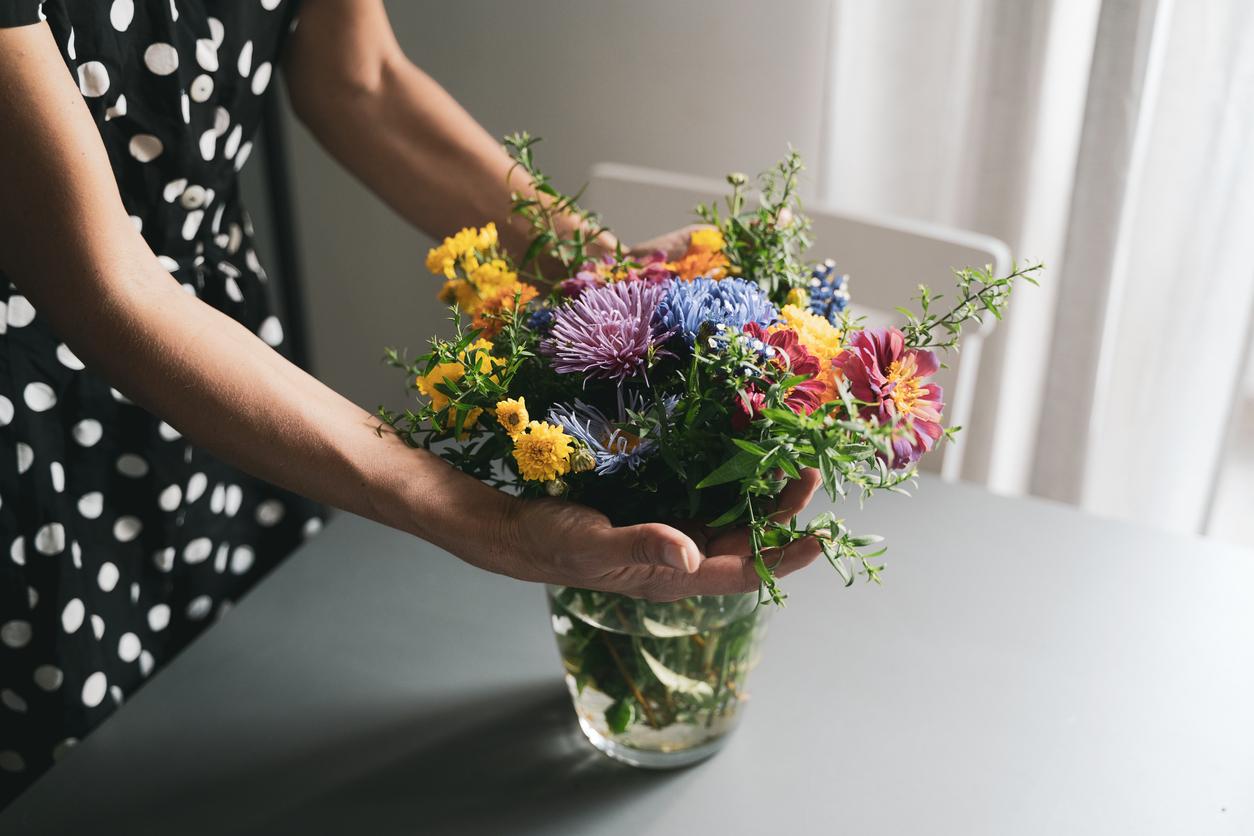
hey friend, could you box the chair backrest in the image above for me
[584,162,1012,479]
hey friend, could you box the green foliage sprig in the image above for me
[696,151,813,296]
[504,131,612,281]
[900,262,1043,352]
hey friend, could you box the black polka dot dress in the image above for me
[0,0,322,805]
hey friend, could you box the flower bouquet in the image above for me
[383,133,1039,767]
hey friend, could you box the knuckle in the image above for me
[629,530,654,567]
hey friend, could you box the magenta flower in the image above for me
[624,250,675,285]
[560,252,675,298]
[557,274,605,298]
[543,280,674,382]
[835,328,944,468]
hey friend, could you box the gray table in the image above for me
[4,478,1254,834]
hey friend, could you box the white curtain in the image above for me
[819,0,1254,533]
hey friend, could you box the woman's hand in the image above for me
[448,465,824,602]
[626,224,712,261]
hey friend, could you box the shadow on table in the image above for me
[83,682,690,836]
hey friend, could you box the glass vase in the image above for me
[546,585,769,769]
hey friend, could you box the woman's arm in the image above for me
[283,0,607,264]
[0,22,818,601]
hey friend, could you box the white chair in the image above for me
[584,162,1011,480]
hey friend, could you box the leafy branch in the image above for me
[900,261,1043,352]
[696,150,812,296]
[504,132,611,281]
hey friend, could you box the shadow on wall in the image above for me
[277,0,833,412]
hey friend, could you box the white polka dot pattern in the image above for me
[128,134,163,162]
[2,2,324,797]
[97,562,119,592]
[81,672,107,708]
[143,43,179,76]
[110,0,134,31]
[77,61,110,97]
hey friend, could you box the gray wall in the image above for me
[274,0,832,412]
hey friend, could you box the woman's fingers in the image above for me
[701,468,823,558]
[588,520,702,574]
[772,467,821,521]
[627,224,710,261]
[516,472,823,599]
[636,536,823,601]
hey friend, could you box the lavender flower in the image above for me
[542,281,674,382]
[548,396,676,474]
[654,277,779,346]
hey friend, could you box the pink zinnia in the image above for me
[835,328,944,468]
[732,323,826,428]
[542,281,674,382]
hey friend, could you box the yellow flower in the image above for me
[476,222,499,250]
[494,397,529,438]
[468,258,516,293]
[512,421,573,482]
[689,227,726,252]
[775,304,844,402]
[425,245,452,276]
[438,279,479,311]
[415,361,465,412]
[785,287,810,308]
[426,224,499,280]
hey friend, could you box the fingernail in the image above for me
[662,544,692,573]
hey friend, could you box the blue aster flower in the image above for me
[526,308,557,332]
[807,258,851,324]
[654,277,779,346]
[547,400,662,475]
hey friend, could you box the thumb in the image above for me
[597,522,702,574]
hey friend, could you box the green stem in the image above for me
[601,633,659,728]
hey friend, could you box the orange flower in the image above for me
[472,281,539,337]
[668,227,730,281]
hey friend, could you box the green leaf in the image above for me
[776,456,801,479]
[759,527,793,548]
[760,407,800,426]
[523,231,554,266]
[777,374,810,390]
[605,697,636,734]
[730,438,769,457]
[641,648,714,698]
[708,496,749,528]
[695,449,760,489]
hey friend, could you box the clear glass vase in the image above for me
[547,585,769,769]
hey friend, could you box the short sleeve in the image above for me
[0,1,44,27]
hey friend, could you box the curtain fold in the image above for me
[822,0,1254,533]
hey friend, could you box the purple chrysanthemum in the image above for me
[542,281,674,382]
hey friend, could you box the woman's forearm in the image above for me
[0,21,509,565]
[283,0,603,263]
[73,249,499,547]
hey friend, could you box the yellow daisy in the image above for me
[512,421,573,482]
[494,397,529,438]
